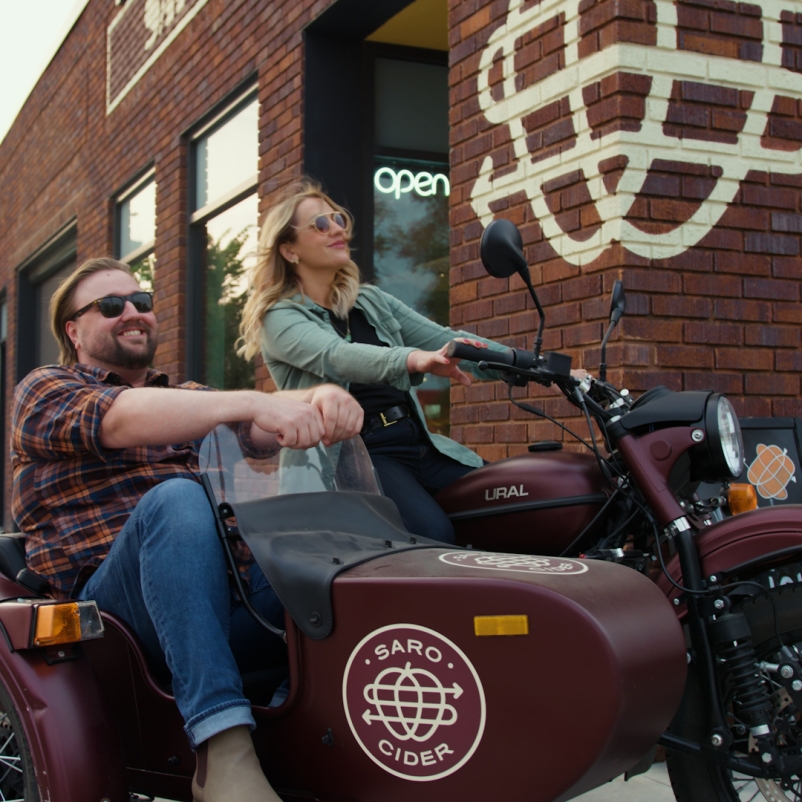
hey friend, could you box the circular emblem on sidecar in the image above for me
[342,623,486,781]
[439,551,588,575]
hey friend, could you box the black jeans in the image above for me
[361,417,475,543]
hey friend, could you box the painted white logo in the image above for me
[440,551,589,575]
[485,484,529,501]
[343,624,486,781]
[472,0,802,264]
[374,168,450,199]
[144,0,188,49]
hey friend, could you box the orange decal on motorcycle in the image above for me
[746,444,797,501]
[439,551,589,575]
[343,624,486,782]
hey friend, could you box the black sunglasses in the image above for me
[294,212,348,234]
[71,292,154,321]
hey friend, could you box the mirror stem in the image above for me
[521,268,545,359]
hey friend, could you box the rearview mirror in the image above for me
[480,219,527,279]
[609,280,626,326]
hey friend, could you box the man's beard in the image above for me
[91,330,158,370]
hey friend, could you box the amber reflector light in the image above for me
[474,615,529,636]
[33,601,104,647]
[728,483,758,515]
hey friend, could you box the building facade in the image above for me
[0,0,799,526]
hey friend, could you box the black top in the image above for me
[330,307,411,418]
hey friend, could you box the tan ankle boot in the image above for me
[192,725,282,801]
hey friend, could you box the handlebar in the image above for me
[446,340,535,369]
[445,339,632,421]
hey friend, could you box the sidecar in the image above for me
[0,429,688,802]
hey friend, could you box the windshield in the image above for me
[197,424,381,508]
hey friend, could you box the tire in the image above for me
[667,583,802,802]
[0,680,39,802]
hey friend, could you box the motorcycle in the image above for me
[0,420,685,801]
[435,218,802,802]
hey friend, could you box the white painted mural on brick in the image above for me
[471,0,802,264]
[144,0,188,49]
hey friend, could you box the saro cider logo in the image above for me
[343,624,486,781]
[440,551,589,575]
[472,0,802,264]
[747,443,798,500]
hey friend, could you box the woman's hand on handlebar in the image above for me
[407,341,477,386]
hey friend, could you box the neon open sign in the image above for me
[374,168,450,200]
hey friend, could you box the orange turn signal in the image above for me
[728,483,758,516]
[33,601,104,647]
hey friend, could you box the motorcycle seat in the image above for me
[0,533,49,595]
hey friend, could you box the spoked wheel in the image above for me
[0,682,38,802]
[667,584,802,802]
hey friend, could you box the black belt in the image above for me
[362,405,412,433]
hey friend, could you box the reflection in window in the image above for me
[202,195,258,390]
[373,156,450,434]
[190,91,259,389]
[130,253,156,293]
[119,180,156,258]
[195,98,258,210]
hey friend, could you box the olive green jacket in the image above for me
[260,285,506,468]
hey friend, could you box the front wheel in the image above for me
[667,584,802,802]
[0,679,39,802]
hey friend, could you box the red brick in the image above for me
[715,348,766,369]
[685,321,743,344]
[656,345,714,368]
[652,295,711,317]
[745,373,799,395]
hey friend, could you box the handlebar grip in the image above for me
[446,340,515,366]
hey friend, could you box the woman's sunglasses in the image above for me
[71,292,154,321]
[295,212,348,234]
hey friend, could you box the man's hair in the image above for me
[50,257,134,365]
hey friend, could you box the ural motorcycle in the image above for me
[0,423,685,801]
[435,218,802,802]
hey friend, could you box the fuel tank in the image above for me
[436,449,608,554]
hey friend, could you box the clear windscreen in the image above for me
[198,424,381,507]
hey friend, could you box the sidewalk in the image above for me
[575,761,674,802]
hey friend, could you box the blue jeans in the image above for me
[78,478,285,748]
[361,417,475,543]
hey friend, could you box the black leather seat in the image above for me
[0,534,48,594]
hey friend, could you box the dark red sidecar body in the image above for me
[0,545,685,802]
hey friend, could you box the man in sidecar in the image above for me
[11,257,364,802]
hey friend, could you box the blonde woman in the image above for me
[239,181,507,542]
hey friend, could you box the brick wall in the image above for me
[449,0,802,461]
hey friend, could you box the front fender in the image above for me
[0,578,127,801]
[656,505,802,605]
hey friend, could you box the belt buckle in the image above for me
[380,412,398,427]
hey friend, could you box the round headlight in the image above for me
[696,393,744,481]
[718,396,743,476]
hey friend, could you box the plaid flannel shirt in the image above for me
[12,364,209,598]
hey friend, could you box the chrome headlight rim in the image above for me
[704,394,744,479]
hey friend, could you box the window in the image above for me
[116,173,156,291]
[16,222,77,378]
[370,50,450,434]
[188,90,258,389]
